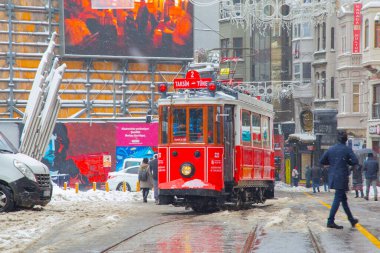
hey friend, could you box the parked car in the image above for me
[107,165,139,191]
[121,158,143,171]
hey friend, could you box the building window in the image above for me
[322,22,326,49]
[373,84,380,119]
[331,77,335,99]
[317,24,320,50]
[302,62,311,83]
[375,21,380,48]
[365,19,369,49]
[321,71,326,98]
[353,83,360,113]
[233,37,243,58]
[303,22,311,37]
[341,84,346,113]
[341,25,347,53]
[294,63,301,80]
[331,27,335,49]
[221,38,229,59]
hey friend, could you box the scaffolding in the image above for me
[0,0,190,121]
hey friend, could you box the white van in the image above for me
[0,131,52,212]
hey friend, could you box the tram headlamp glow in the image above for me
[180,163,195,178]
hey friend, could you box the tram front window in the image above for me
[173,108,187,142]
[189,108,203,143]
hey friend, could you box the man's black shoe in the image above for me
[350,218,359,228]
[327,223,343,229]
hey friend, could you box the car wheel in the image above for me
[116,183,131,192]
[0,184,15,212]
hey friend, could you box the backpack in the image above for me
[138,168,148,182]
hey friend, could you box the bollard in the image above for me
[63,182,67,191]
[123,181,126,192]
[93,182,96,191]
[105,182,109,192]
[75,182,79,193]
[136,181,140,192]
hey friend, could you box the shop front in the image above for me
[285,134,316,186]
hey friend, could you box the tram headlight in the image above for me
[180,163,195,178]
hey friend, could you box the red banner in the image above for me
[352,3,362,54]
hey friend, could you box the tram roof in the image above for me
[158,89,273,117]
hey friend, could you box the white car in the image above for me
[107,165,139,191]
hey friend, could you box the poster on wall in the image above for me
[41,122,158,188]
[42,123,116,188]
[62,0,193,58]
[116,123,158,171]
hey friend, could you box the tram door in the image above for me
[223,105,235,189]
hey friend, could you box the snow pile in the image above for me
[182,179,208,188]
[275,181,311,192]
[51,183,148,203]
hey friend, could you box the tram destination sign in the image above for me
[173,70,212,89]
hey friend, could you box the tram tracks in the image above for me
[100,214,201,253]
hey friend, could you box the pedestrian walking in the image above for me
[321,166,329,192]
[138,158,153,203]
[292,166,299,187]
[311,166,322,193]
[305,165,312,188]
[149,154,159,203]
[320,130,359,229]
[352,164,364,198]
[363,153,379,201]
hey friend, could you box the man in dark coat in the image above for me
[320,130,359,229]
[363,153,379,201]
[149,154,159,203]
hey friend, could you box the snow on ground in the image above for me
[275,181,311,192]
[275,180,380,197]
[0,184,150,253]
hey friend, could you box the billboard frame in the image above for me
[59,0,194,61]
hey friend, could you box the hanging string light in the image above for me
[218,0,336,35]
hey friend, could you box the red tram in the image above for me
[157,72,275,212]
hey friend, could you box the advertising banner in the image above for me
[352,3,362,54]
[117,123,158,146]
[62,0,193,59]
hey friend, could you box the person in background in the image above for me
[305,165,312,188]
[311,166,322,193]
[352,164,364,198]
[292,166,299,187]
[138,158,153,203]
[320,130,359,229]
[149,154,159,204]
[321,166,329,192]
[363,153,379,201]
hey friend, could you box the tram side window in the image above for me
[208,106,214,144]
[262,116,271,148]
[189,108,203,142]
[216,106,222,144]
[173,108,187,142]
[251,112,261,147]
[242,110,251,145]
[160,106,169,144]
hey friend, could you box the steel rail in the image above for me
[240,224,259,253]
[100,215,200,253]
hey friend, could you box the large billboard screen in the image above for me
[62,0,193,59]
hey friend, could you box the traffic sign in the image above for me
[173,70,212,89]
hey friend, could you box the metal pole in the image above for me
[85,59,92,118]
[150,61,156,115]
[6,0,15,118]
